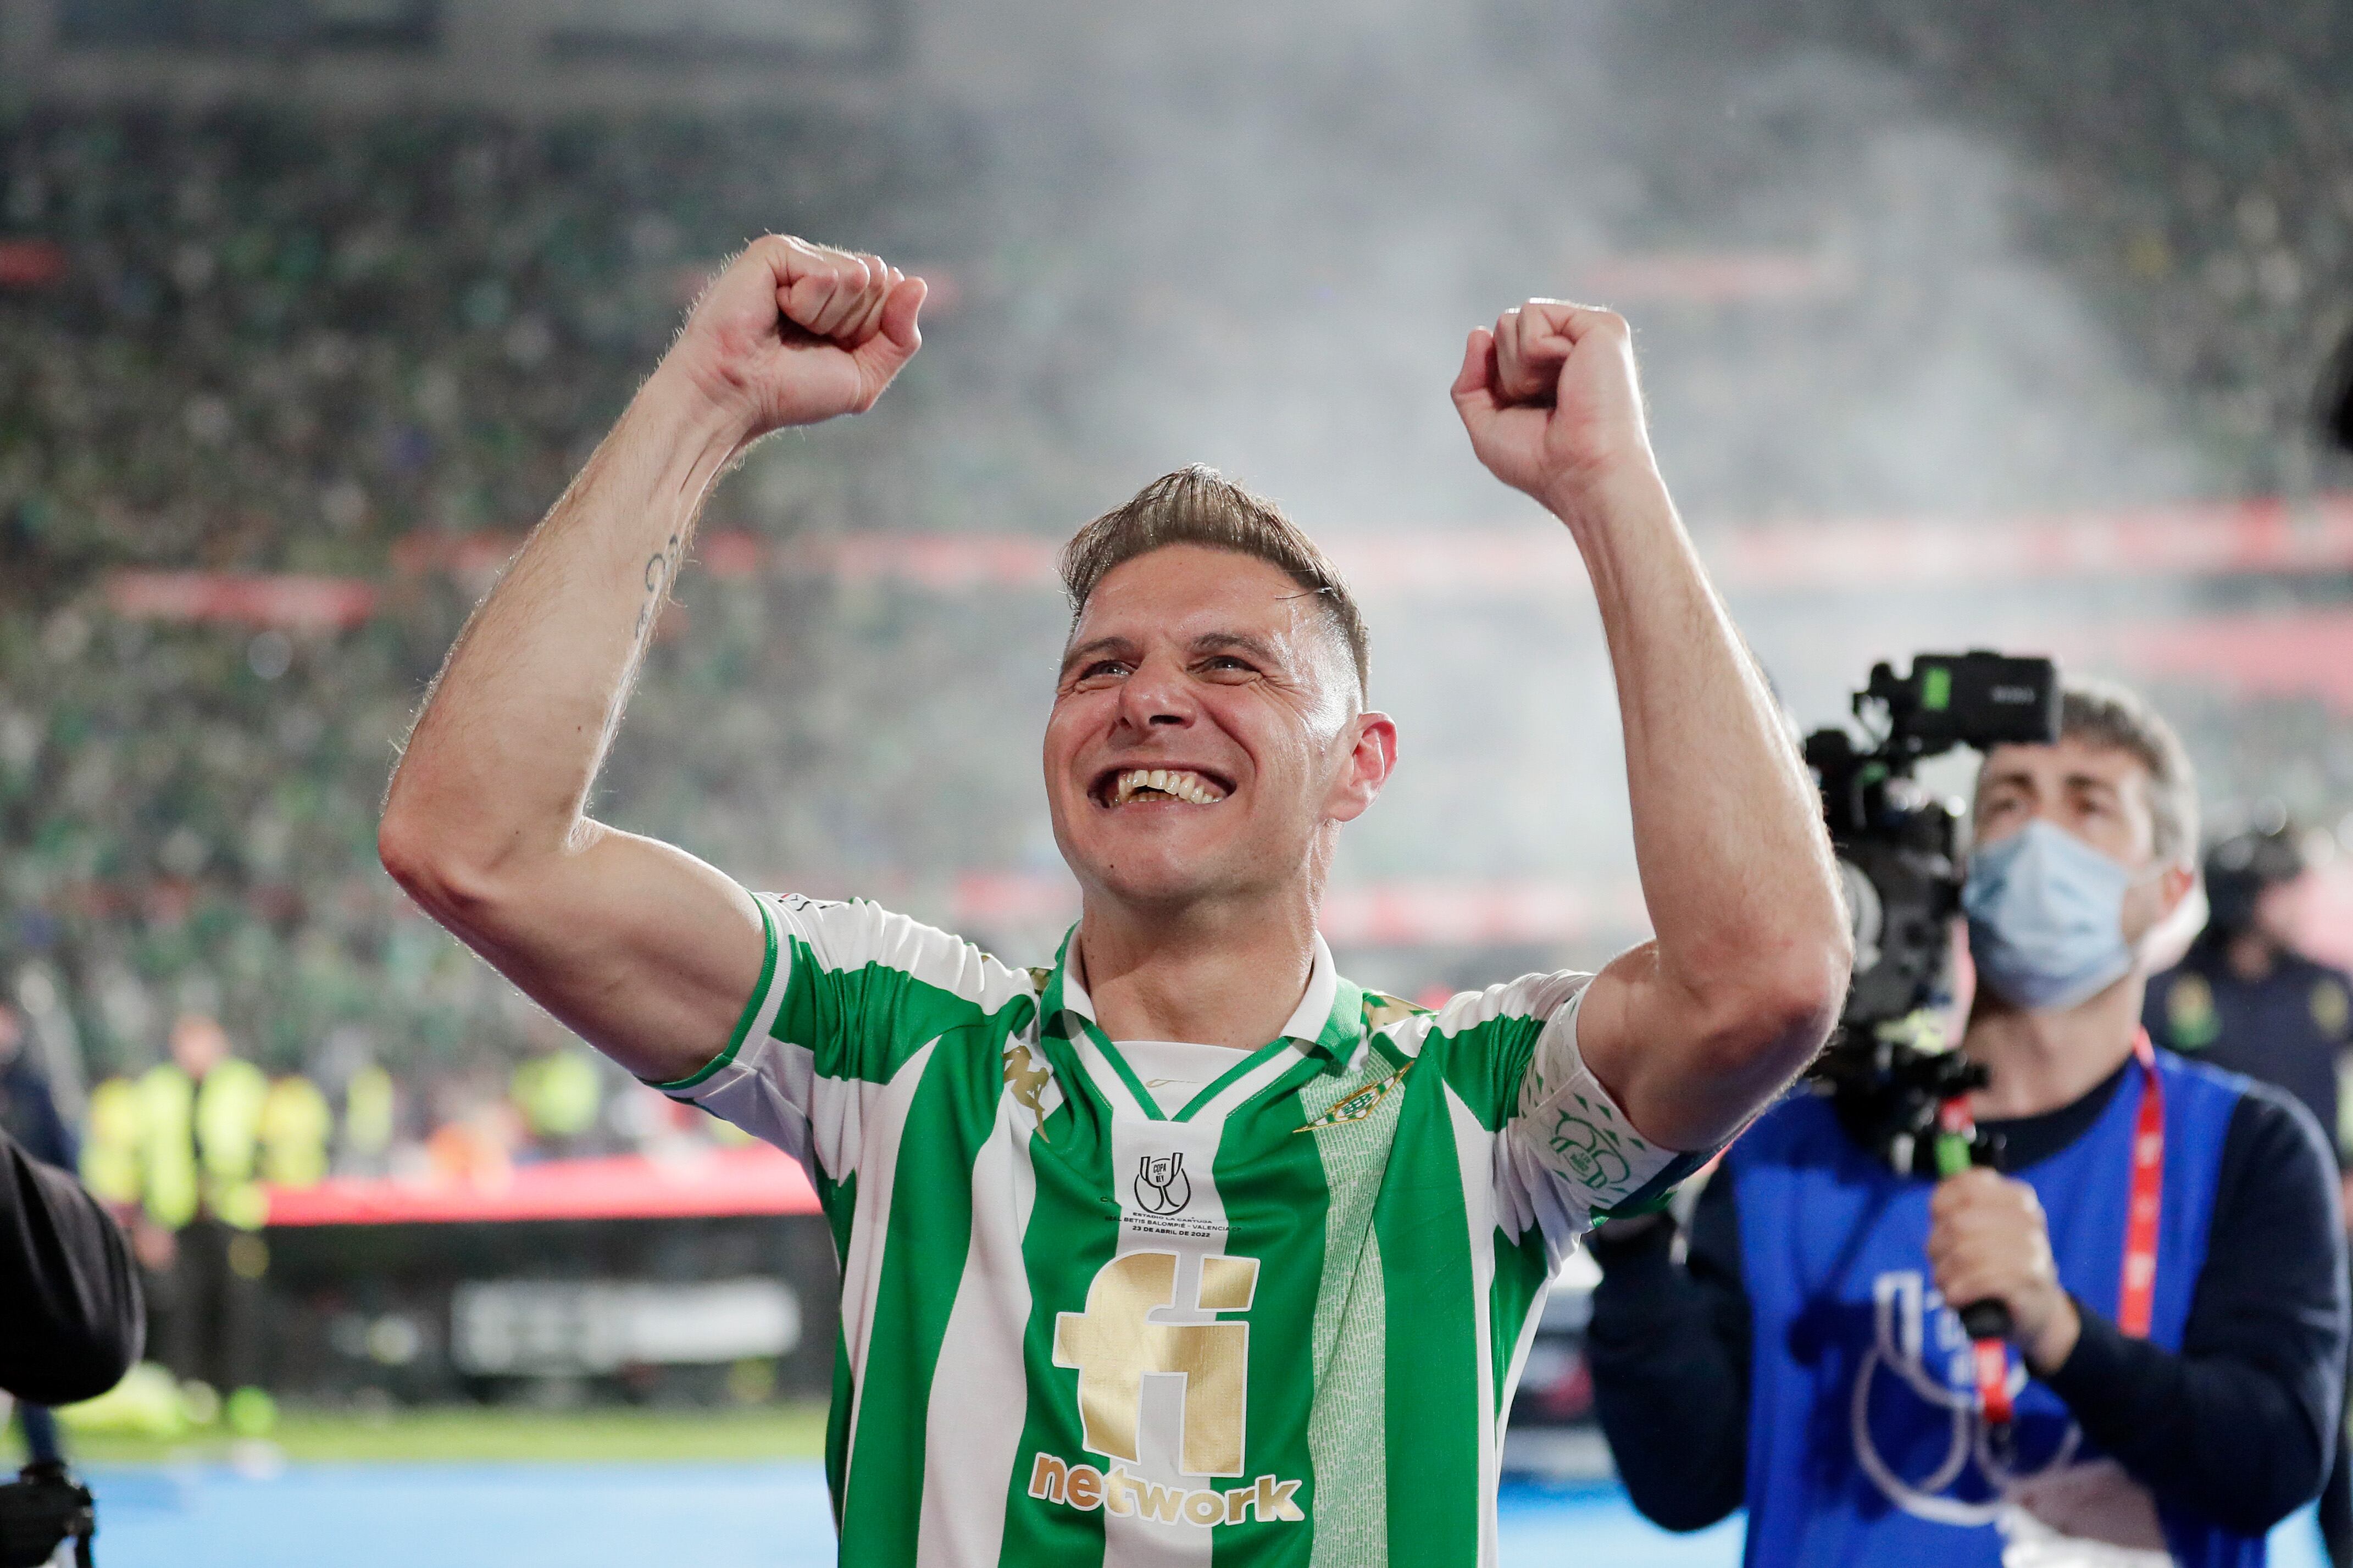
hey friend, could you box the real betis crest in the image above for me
[1296,1060,1412,1134]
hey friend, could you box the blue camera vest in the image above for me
[1728,1049,2258,1567]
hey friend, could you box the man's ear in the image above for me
[1329,711,1398,824]
[2155,860,2197,920]
[2138,860,2205,972]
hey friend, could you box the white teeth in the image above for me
[1109,769,1225,805]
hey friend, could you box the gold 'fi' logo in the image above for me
[1053,1249,1257,1476]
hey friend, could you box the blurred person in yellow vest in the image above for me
[337,1060,396,1176]
[259,1075,330,1190]
[80,1077,141,1215]
[123,1014,272,1419]
[509,1048,601,1158]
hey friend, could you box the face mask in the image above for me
[1962,819,2140,1013]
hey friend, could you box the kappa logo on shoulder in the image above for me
[1133,1153,1192,1215]
[1004,1042,1055,1142]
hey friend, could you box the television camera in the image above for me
[1803,652,2061,1176]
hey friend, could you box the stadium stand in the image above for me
[5,52,2353,1176]
[0,106,992,1158]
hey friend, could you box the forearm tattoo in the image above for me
[634,530,684,638]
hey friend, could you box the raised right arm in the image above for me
[378,237,925,1085]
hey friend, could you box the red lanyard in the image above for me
[2117,1027,2165,1339]
[1952,1029,2164,1430]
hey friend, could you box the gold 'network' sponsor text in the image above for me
[1028,1453,1305,1526]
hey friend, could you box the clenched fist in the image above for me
[1927,1167,2082,1374]
[657,235,926,447]
[1451,299,1655,516]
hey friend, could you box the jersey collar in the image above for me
[1039,926,1363,1070]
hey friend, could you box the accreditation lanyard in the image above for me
[1950,1029,2165,1430]
[2117,1027,2165,1339]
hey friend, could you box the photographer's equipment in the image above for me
[1804,650,2060,1171]
[1806,652,2060,1436]
[0,1461,95,1567]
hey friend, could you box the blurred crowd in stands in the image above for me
[0,107,1000,1183]
[4,19,2353,1202]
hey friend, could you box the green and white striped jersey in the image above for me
[657,892,1699,1567]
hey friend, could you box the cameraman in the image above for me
[1588,680,2348,1564]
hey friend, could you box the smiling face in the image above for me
[1044,543,1395,916]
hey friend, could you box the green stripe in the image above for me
[775,930,995,1087]
[815,1164,859,1525]
[834,1022,1013,1563]
[1176,1037,1302,1121]
[1485,1225,1552,1422]
[824,1320,854,1528]
[650,894,779,1092]
[1316,980,1367,1063]
[1375,1072,1483,1566]
[1081,1028,1168,1120]
[1427,1013,1546,1135]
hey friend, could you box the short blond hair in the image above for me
[1058,465,1370,696]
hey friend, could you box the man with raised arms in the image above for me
[379,235,1851,1566]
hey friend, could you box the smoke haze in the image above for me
[726,0,2222,980]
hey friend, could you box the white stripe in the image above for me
[1496,1278,1551,1458]
[1102,1116,1229,1568]
[691,1036,818,1170]
[807,1070,889,1185]
[834,1039,938,1511]
[914,1091,1042,1566]
[1443,1082,1502,1568]
[775,893,1036,1013]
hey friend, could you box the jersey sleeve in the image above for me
[1481,975,1711,1256]
[650,892,1027,1183]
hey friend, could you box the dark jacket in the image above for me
[0,1127,143,1405]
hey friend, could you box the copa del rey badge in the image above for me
[1124,1150,1218,1241]
[1134,1153,1192,1215]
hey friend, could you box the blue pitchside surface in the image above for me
[79,1463,2322,1567]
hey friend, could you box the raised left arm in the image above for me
[1452,301,1850,1150]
